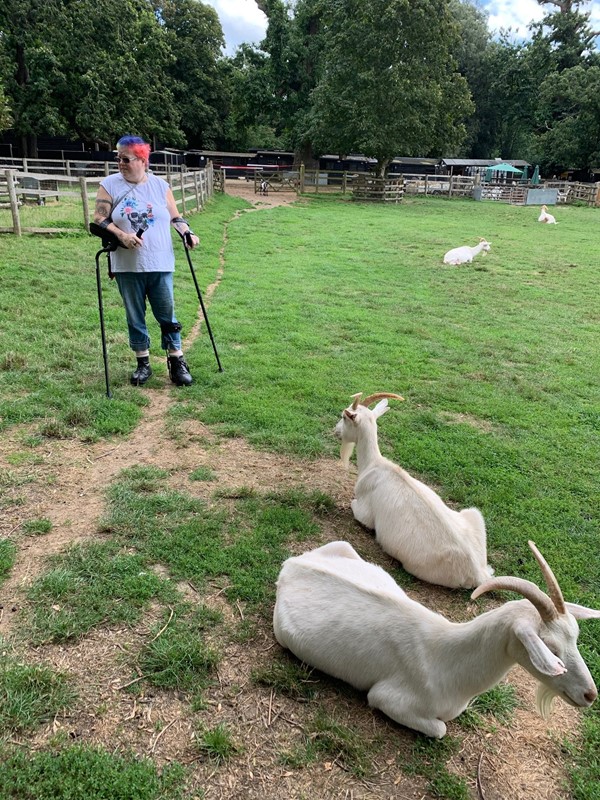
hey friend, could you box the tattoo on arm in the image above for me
[94,198,112,220]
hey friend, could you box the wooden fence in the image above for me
[476,183,529,205]
[352,175,404,203]
[543,180,600,206]
[402,173,474,197]
[0,162,214,236]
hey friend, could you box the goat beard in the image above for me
[340,441,355,468]
[536,683,558,718]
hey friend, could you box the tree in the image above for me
[306,0,473,174]
[254,0,327,163]
[447,0,493,155]
[532,0,600,71]
[527,1,600,171]
[152,0,229,150]
[0,84,12,132]
[0,0,67,155]
[50,0,184,148]
[536,65,600,172]
[225,44,284,150]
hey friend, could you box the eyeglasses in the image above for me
[115,155,140,164]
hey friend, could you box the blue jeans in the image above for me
[115,272,182,352]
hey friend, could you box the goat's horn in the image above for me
[528,540,566,615]
[360,392,405,407]
[350,393,363,410]
[471,577,558,622]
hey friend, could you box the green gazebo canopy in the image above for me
[485,163,523,181]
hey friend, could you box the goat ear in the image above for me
[565,602,600,620]
[514,620,567,677]
[372,399,389,418]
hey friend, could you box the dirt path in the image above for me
[0,184,584,799]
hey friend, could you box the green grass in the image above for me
[189,466,217,482]
[193,723,242,764]
[0,744,186,800]
[0,193,247,441]
[24,539,177,644]
[457,683,519,730]
[0,649,76,736]
[402,735,470,799]
[0,539,17,587]
[2,192,600,797]
[279,708,381,778]
[136,605,221,693]
[252,654,321,701]
[22,518,53,535]
[100,467,325,613]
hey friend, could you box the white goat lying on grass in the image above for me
[443,238,491,265]
[273,539,600,738]
[335,393,492,588]
[538,204,558,224]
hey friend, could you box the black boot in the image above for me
[131,356,152,386]
[168,354,193,386]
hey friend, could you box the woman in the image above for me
[93,135,199,386]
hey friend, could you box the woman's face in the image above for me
[116,148,147,182]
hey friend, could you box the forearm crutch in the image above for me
[90,222,125,398]
[93,241,113,398]
[177,230,223,372]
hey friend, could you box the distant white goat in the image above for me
[443,238,491,265]
[273,539,600,738]
[538,204,558,224]
[335,393,492,588]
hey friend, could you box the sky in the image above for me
[202,0,600,55]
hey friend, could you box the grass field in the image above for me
[0,191,599,799]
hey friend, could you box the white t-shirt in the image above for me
[100,172,175,273]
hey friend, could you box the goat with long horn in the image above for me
[273,540,600,737]
[335,392,492,588]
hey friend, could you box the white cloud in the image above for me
[482,0,544,38]
[203,0,268,54]
[481,0,600,44]
[205,0,599,56]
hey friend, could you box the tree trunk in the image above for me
[295,140,319,170]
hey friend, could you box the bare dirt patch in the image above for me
[0,190,583,799]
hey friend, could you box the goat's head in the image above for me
[479,238,491,254]
[472,540,600,716]
[334,392,404,467]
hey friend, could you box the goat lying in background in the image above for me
[538,204,558,224]
[443,238,491,265]
[273,539,600,738]
[335,393,492,588]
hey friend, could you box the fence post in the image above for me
[66,160,71,177]
[299,163,305,194]
[104,161,110,177]
[180,165,186,215]
[22,158,28,173]
[449,175,455,197]
[79,176,90,231]
[6,170,21,235]
[193,171,200,210]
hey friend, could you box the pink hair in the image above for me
[117,135,151,162]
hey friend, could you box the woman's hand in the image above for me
[120,232,143,249]
[185,233,200,249]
